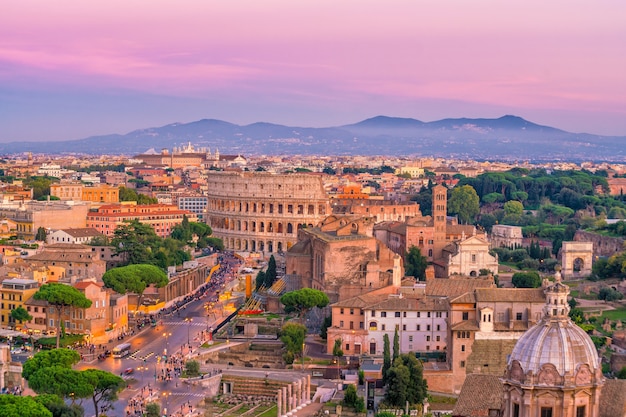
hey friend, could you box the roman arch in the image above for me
[561,241,593,280]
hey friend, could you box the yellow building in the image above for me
[50,182,119,203]
[0,278,39,329]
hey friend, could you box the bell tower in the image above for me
[432,184,447,261]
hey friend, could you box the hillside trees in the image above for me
[280,288,329,323]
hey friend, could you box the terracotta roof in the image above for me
[452,374,503,417]
[475,288,545,303]
[332,293,389,309]
[57,228,103,238]
[426,277,495,298]
[450,321,480,331]
[74,280,104,290]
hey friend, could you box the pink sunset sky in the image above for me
[1,0,625,142]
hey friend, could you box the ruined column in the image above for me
[306,374,311,404]
[296,379,302,409]
[301,376,306,404]
[287,384,292,412]
[277,388,282,417]
[282,387,288,416]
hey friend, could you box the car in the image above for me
[123,368,134,375]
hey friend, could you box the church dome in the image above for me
[507,271,600,380]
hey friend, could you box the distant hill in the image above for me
[0,115,624,161]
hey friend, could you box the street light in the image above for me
[163,332,171,355]
[184,317,192,347]
[162,391,169,417]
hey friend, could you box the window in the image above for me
[460,360,465,368]
[427,312,431,318]
[345,344,350,351]
[461,345,465,352]
[516,312,523,321]
[462,312,469,320]
[417,312,421,318]
[426,336,431,341]
[339,320,344,327]
[513,404,520,417]
[395,312,401,318]
[371,311,376,317]
[381,312,387,318]
[427,325,431,331]
[350,309,354,315]
[350,321,354,330]
[402,325,406,331]
[381,324,386,331]
[409,336,413,342]
[540,408,553,417]
[436,336,440,341]
[576,406,586,417]
[403,312,407,318]
[436,325,441,331]
[416,325,421,331]
[340,308,344,314]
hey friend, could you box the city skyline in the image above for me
[1,1,625,143]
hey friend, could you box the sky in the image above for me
[1,0,626,142]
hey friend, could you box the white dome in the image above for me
[508,271,600,378]
[509,318,600,377]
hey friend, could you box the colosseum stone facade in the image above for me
[205,171,331,253]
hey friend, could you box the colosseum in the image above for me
[205,171,331,253]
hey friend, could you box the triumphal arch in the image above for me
[561,241,593,280]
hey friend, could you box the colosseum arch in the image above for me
[561,241,593,280]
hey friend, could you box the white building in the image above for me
[47,228,104,245]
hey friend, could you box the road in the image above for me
[77,252,242,417]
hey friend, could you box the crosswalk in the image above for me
[162,321,208,327]
[129,351,156,361]
[168,392,207,398]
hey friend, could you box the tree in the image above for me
[10,305,32,328]
[280,288,329,323]
[598,287,624,302]
[448,185,480,224]
[392,328,400,362]
[385,354,428,407]
[503,200,524,217]
[22,349,81,380]
[144,402,161,417]
[280,323,307,361]
[35,394,83,417]
[81,368,125,416]
[27,366,93,401]
[343,383,364,412]
[405,246,428,281]
[255,270,267,290]
[332,338,344,358]
[35,227,47,242]
[0,395,53,417]
[264,255,277,287]
[33,284,92,348]
[185,360,200,377]
[102,264,168,308]
[320,315,332,340]
[110,219,161,265]
[382,333,391,385]
[511,271,542,288]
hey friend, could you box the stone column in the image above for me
[292,382,297,410]
[287,384,292,412]
[277,388,282,417]
[301,376,306,404]
[296,379,302,409]
[282,387,288,416]
[307,374,311,404]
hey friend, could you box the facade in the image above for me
[491,225,523,248]
[86,202,197,238]
[0,278,39,329]
[177,195,208,221]
[134,143,247,169]
[332,199,422,223]
[0,201,90,240]
[25,243,107,282]
[47,228,104,245]
[206,171,331,253]
[286,215,400,301]
[439,235,499,277]
[501,273,607,416]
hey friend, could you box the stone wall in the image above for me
[574,230,625,258]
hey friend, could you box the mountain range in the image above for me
[1,115,624,161]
